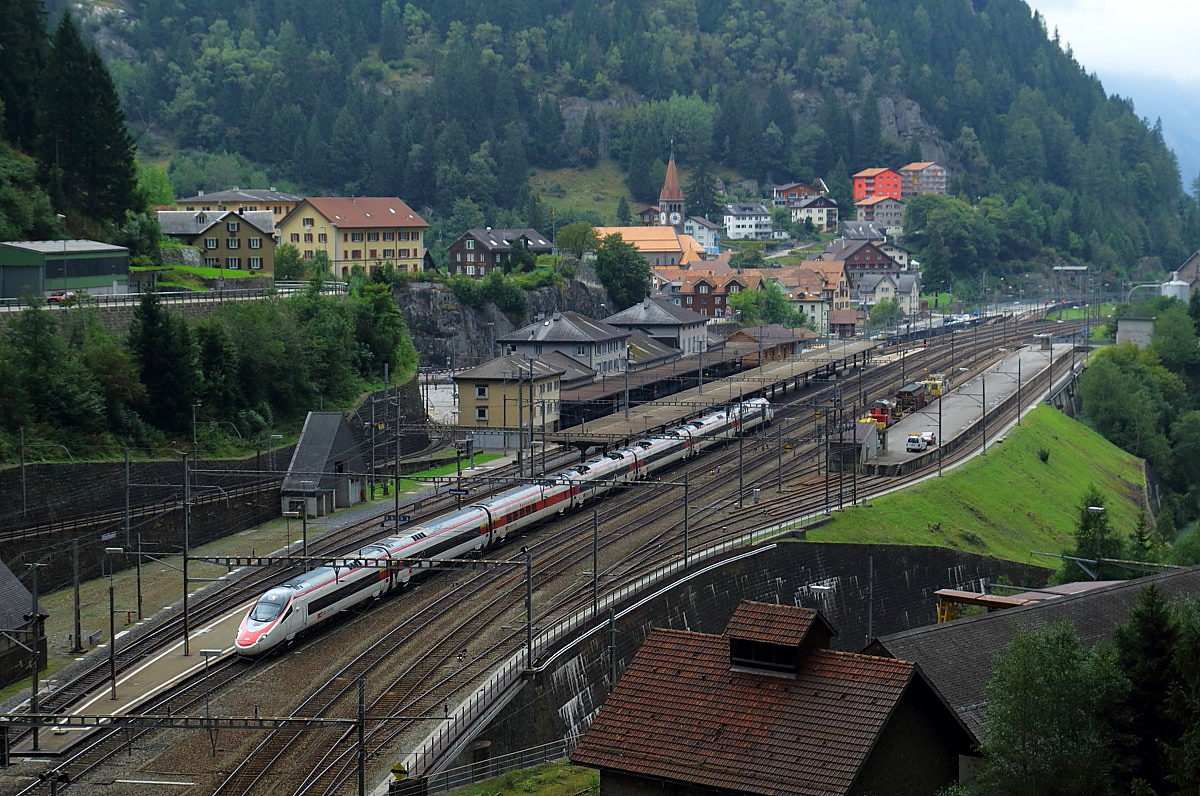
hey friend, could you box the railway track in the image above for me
[7,316,1089,794]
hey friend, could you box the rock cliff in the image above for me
[396,277,610,371]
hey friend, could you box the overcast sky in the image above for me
[1029,0,1200,85]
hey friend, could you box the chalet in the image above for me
[790,195,839,233]
[819,239,900,283]
[157,209,276,278]
[771,181,826,206]
[571,601,976,796]
[679,272,749,318]
[446,228,553,278]
[852,168,901,200]
[276,197,428,278]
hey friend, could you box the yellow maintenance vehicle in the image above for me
[922,374,950,398]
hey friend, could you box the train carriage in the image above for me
[235,399,774,655]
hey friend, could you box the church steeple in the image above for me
[658,149,685,232]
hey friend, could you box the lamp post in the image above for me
[192,401,202,451]
[181,450,192,656]
[623,345,631,420]
[105,547,123,700]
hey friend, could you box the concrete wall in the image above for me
[443,542,1044,778]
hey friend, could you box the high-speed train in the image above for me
[235,398,773,654]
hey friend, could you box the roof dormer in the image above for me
[725,601,837,677]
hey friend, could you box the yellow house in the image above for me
[277,197,429,278]
[454,355,564,451]
[173,188,303,228]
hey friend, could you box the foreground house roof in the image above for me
[572,601,970,795]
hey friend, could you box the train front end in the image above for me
[235,586,297,655]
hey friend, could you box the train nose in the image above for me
[236,627,265,650]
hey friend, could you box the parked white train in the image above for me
[235,398,773,654]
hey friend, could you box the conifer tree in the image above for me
[0,0,48,151]
[40,12,138,224]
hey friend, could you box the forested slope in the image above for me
[10,0,1200,281]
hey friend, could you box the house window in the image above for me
[303,218,313,228]
[475,385,488,399]
[226,257,241,269]
[249,257,263,269]
[317,232,327,243]
[227,221,239,232]
[290,233,300,243]
[466,266,475,275]
[205,238,218,249]
[383,232,394,241]
[304,233,313,243]
[398,231,409,241]
[351,249,361,259]
[475,406,488,421]
[466,239,475,250]
[367,232,379,241]
[383,249,394,258]
[204,257,219,267]
[576,344,586,355]
[698,285,709,294]
[369,249,378,259]
[350,232,363,242]
[303,250,313,259]
[466,252,474,262]
[399,249,410,258]
[249,237,262,249]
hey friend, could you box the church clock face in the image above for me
[669,211,682,224]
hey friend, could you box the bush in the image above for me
[1037,447,1050,463]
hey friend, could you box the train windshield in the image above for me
[249,587,291,622]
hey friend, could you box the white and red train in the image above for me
[235,398,773,654]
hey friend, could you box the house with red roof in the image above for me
[571,601,976,795]
[277,197,429,278]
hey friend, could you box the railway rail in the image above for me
[6,315,1091,794]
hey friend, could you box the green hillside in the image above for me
[805,405,1148,568]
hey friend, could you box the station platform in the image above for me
[9,598,249,757]
[550,340,876,448]
[872,341,1078,466]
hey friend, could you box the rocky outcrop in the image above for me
[396,277,610,370]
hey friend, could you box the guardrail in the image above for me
[0,281,348,311]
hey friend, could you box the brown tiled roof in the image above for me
[571,625,916,795]
[853,167,894,178]
[725,600,834,646]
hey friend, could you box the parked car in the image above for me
[920,431,937,446]
[905,434,927,453]
[47,290,77,304]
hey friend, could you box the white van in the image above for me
[905,434,927,452]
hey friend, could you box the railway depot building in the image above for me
[571,601,975,795]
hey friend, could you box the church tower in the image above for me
[658,152,685,233]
